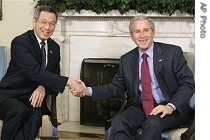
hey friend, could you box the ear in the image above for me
[130,32,135,41]
[152,29,155,38]
[32,18,36,27]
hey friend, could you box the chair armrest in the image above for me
[50,93,58,128]
[40,93,58,139]
[105,93,127,130]
[181,118,195,140]
[104,93,128,140]
[118,93,128,113]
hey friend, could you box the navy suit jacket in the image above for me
[0,30,68,104]
[91,42,195,119]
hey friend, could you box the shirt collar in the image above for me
[139,42,154,59]
[34,32,47,48]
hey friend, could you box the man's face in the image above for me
[130,19,155,53]
[33,11,57,41]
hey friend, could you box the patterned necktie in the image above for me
[141,53,154,117]
[40,41,46,69]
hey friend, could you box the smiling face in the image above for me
[33,11,57,41]
[130,19,155,53]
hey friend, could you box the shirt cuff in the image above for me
[87,87,93,96]
[167,103,176,111]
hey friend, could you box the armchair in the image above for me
[104,51,195,140]
[0,46,59,140]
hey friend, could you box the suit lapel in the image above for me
[153,43,164,75]
[46,39,54,69]
[28,30,42,64]
[153,43,170,101]
[130,48,139,96]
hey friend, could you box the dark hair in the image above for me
[34,5,58,22]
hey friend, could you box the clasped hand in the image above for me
[67,78,87,97]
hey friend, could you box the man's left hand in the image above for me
[29,85,46,107]
[150,105,174,118]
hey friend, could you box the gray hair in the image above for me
[129,16,155,33]
[34,5,58,22]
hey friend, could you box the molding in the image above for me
[60,10,194,19]
[56,11,195,37]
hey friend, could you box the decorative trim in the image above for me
[60,10,194,19]
[59,10,194,25]
[57,12,194,37]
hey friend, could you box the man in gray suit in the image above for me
[72,16,195,140]
[0,6,81,140]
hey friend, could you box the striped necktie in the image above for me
[40,41,46,69]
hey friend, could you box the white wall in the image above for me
[0,0,36,65]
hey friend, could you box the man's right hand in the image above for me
[67,78,87,97]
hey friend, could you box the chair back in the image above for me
[184,50,195,110]
[0,46,6,80]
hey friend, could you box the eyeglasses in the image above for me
[37,19,56,29]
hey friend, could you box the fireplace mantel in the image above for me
[54,10,195,42]
[52,11,195,123]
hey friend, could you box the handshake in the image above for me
[67,78,88,97]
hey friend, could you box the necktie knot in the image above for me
[142,53,148,60]
[40,41,45,48]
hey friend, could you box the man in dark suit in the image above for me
[0,6,81,140]
[72,16,195,140]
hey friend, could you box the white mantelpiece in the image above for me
[51,11,195,123]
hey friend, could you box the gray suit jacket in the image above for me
[91,42,195,118]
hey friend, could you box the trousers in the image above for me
[0,98,42,140]
[109,106,193,140]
